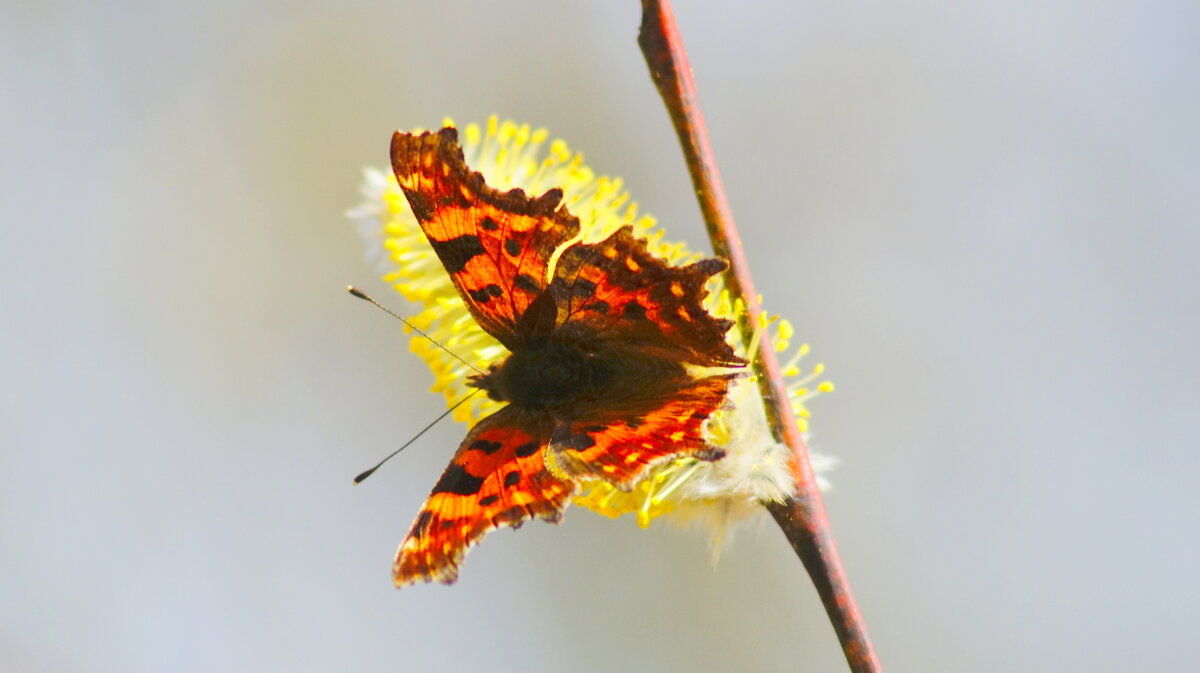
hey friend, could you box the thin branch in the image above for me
[636,2,882,672]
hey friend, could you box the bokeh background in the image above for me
[4,1,1198,671]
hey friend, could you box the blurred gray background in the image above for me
[3,1,1197,671]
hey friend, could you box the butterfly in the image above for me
[388,127,745,586]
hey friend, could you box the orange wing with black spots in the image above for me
[549,374,736,486]
[391,128,581,349]
[394,406,575,586]
[551,226,743,368]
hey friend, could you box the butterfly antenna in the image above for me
[354,389,482,484]
[347,286,483,375]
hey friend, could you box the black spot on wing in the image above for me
[622,301,647,320]
[431,463,486,496]
[565,433,596,451]
[514,441,539,458]
[481,216,500,231]
[468,439,504,455]
[479,495,500,506]
[503,471,521,488]
[504,238,521,256]
[467,284,504,303]
[429,234,486,274]
[514,274,540,293]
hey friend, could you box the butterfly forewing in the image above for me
[390,128,580,349]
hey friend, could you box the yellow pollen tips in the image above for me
[778,319,794,341]
[464,122,481,146]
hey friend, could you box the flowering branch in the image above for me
[637,2,882,671]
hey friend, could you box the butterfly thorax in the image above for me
[470,334,689,414]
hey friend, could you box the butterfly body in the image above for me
[476,329,692,407]
[388,127,744,586]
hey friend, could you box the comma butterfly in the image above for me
[389,127,745,586]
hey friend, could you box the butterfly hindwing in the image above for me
[393,406,576,586]
[550,373,735,486]
[391,128,582,349]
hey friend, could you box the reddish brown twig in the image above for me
[637,2,882,671]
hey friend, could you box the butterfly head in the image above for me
[466,364,505,403]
